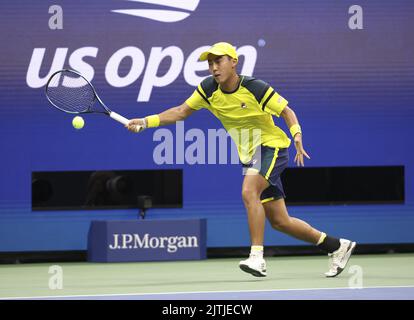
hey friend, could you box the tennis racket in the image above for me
[45,69,138,129]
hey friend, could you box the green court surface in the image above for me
[1,253,413,299]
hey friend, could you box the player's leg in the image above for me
[238,144,280,277]
[263,197,321,244]
[241,172,269,246]
[258,146,356,277]
[238,171,269,277]
[263,197,356,277]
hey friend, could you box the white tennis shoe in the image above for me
[239,254,267,277]
[325,239,356,277]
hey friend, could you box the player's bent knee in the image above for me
[269,217,291,232]
[241,188,260,205]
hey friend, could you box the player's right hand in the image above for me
[126,118,146,133]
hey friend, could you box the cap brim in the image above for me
[199,48,228,61]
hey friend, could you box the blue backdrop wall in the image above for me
[1,0,414,252]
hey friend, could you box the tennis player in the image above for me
[126,42,356,278]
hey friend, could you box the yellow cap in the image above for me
[199,42,238,61]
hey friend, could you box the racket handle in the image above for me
[109,111,130,125]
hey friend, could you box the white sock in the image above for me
[250,245,264,258]
[317,232,327,246]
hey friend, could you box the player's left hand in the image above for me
[293,133,311,167]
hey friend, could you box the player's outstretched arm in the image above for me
[126,103,195,133]
[280,106,311,167]
[157,103,195,125]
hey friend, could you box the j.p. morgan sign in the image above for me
[88,219,206,262]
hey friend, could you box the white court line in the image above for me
[1,285,414,300]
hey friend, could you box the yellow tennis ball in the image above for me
[72,116,84,129]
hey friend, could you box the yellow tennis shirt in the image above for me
[185,75,291,163]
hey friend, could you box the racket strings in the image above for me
[46,71,96,113]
